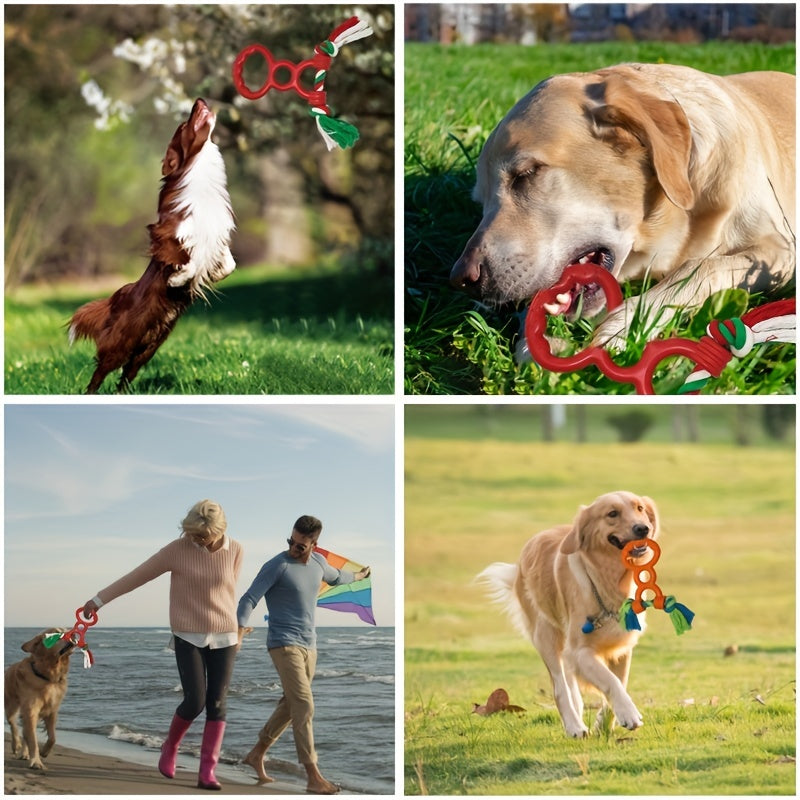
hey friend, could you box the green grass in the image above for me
[405,430,795,794]
[404,41,796,395]
[5,262,394,394]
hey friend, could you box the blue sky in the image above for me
[5,402,396,628]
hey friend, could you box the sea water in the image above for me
[4,626,394,794]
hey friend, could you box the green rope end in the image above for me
[314,111,361,149]
[664,596,695,635]
[42,632,63,649]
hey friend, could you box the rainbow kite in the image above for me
[314,546,376,625]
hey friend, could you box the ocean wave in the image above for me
[359,673,394,685]
[315,668,349,679]
[108,724,162,750]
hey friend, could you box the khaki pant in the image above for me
[258,645,318,765]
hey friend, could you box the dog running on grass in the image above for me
[477,491,659,737]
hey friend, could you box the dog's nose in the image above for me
[632,523,650,538]
[450,248,482,294]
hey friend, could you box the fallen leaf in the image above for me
[472,687,526,715]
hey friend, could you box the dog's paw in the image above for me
[167,262,197,287]
[208,254,236,283]
[591,312,629,352]
[28,757,46,771]
[564,722,590,738]
[614,698,644,731]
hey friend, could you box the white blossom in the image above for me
[80,79,133,130]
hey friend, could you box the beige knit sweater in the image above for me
[97,536,243,633]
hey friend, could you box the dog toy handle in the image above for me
[621,539,664,613]
[524,264,795,394]
[43,608,98,668]
[232,16,373,150]
[618,539,694,635]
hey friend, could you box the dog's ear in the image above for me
[560,506,587,554]
[162,146,181,176]
[642,496,660,539]
[21,634,42,653]
[588,73,694,211]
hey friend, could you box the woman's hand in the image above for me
[83,599,100,617]
[237,626,253,650]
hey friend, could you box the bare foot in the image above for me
[306,777,340,795]
[241,749,275,784]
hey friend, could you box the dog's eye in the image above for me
[510,166,540,189]
[607,509,619,518]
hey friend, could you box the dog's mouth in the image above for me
[542,248,615,318]
[608,535,649,558]
[191,99,215,133]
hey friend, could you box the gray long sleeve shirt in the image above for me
[237,550,354,649]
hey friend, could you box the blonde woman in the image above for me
[83,499,244,790]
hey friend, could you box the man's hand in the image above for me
[355,566,371,581]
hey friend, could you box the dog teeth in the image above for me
[556,293,571,305]
[543,302,562,315]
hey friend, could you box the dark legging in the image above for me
[173,637,237,722]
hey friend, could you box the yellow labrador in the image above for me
[452,64,795,347]
[5,630,74,769]
[478,491,659,737]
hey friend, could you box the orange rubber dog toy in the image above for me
[619,539,694,635]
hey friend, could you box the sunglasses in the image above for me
[287,537,315,550]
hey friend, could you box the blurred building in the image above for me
[404,3,795,44]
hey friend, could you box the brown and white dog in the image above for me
[5,630,75,769]
[452,64,795,347]
[478,492,659,737]
[69,98,235,393]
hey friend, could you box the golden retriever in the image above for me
[477,491,659,737]
[5,630,74,769]
[451,64,795,347]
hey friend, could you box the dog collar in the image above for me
[581,574,617,635]
[30,661,53,682]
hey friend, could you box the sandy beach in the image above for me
[4,733,308,795]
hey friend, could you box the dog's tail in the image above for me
[68,298,111,345]
[475,562,531,640]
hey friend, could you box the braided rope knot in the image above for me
[707,317,754,357]
[679,302,795,393]
[318,39,340,58]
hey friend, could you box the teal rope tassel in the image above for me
[619,598,642,631]
[663,595,695,635]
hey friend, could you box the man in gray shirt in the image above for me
[237,515,369,794]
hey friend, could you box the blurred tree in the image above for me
[762,405,795,442]
[606,410,654,443]
[4,4,394,288]
[732,405,755,446]
[671,407,699,442]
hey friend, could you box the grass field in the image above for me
[4,261,394,394]
[405,411,795,794]
[404,41,796,395]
